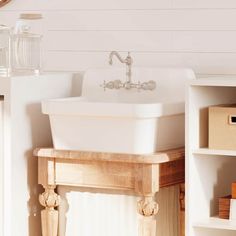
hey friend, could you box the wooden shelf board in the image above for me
[189,78,236,87]
[193,216,236,231]
[193,148,236,157]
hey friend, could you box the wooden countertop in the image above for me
[34,147,185,164]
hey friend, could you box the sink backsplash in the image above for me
[82,67,195,103]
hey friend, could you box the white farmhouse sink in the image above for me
[42,68,195,154]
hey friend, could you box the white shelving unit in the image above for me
[186,78,236,236]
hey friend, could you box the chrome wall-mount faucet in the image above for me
[101,51,156,91]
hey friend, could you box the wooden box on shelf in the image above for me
[232,182,236,199]
[219,195,231,219]
[209,105,236,150]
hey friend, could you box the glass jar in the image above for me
[11,31,42,75]
[14,13,43,35]
[12,13,43,75]
[0,25,11,77]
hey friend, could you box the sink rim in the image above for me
[42,96,184,118]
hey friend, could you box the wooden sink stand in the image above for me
[34,147,185,236]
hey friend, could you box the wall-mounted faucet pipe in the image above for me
[109,51,133,83]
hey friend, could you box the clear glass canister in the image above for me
[14,13,43,35]
[12,13,43,75]
[11,32,42,75]
[0,25,11,77]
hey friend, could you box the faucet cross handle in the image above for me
[100,80,123,91]
[141,80,157,91]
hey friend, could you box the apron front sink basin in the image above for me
[42,67,195,154]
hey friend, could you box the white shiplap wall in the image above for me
[1,0,236,76]
[0,1,235,236]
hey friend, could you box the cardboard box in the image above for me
[232,182,236,199]
[209,105,236,150]
[219,195,231,219]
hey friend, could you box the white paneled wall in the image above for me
[0,1,234,236]
[1,0,236,75]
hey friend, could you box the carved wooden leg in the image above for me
[179,184,185,236]
[134,164,159,236]
[39,185,61,236]
[137,196,159,236]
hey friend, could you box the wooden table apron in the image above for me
[34,148,185,236]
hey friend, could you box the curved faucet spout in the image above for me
[108,51,133,83]
[109,51,126,65]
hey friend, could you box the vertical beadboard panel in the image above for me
[58,186,180,236]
